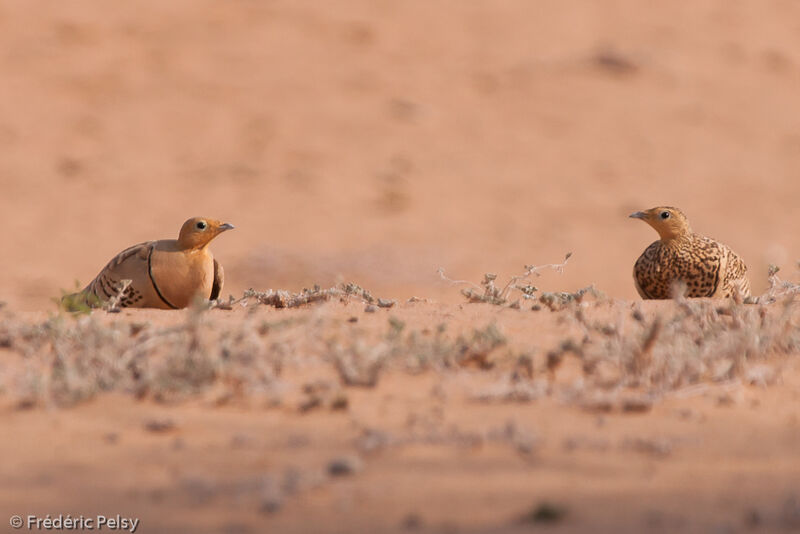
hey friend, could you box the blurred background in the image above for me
[1,0,799,310]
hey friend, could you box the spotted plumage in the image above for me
[630,206,750,299]
[65,217,233,310]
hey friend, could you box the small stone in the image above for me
[716,393,737,406]
[743,508,761,527]
[621,396,653,413]
[259,497,282,514]
[330,393,349,411]
[144,418,177,433]
[519,502,568,524]
[327,455,363,476]
[401,514,423,530]
[581,396,614,413]
[298,395,322,413]
[364,304,377,313]
[129,322,148,336]
[259,476,283,514]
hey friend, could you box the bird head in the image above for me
[629,206,691,241]
[177,217,235,250]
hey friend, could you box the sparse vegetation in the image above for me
[0,265,797,412]
[438,253,573,307]
[213,282,392,310]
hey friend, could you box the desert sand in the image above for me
[1,1,799,532]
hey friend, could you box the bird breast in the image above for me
[149,241,215,309]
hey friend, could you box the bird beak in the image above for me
[218,223,235,231]
[629,211,646,220]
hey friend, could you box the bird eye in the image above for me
[660,211,670,220]
[196,221,207,230]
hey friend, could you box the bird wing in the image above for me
[79,242,150,304]
[683,236,724,298]
[720,246,751,298]
[78,241,176,309]
[210,258,224,300]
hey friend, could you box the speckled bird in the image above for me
[66,217,234,309]
[630,206,750,299]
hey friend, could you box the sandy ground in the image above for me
[1,1,800,532]
[1,301,799,533]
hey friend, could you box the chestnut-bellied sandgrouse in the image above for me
[66,217,234,309]
[630,207,750,299]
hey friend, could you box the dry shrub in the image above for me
[1,285,511,406]
[438,253,574,307]
[326,319,508,387]
[460,262,800,407]
[1,305,284,407]
[2,265,798,408]
[215,282,392,309]
[540,267,800,404]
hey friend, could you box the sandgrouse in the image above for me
[630,207,750,299]
[66,217,234,309]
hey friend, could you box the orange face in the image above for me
[177,217,235,250]
[629,206,691,241]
